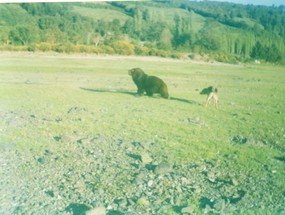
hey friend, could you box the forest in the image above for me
[0,0,285,64]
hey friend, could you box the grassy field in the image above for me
[72,4,205,34]
[72,6,131,22]
[1,52,285,214]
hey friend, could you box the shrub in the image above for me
[135,46,150,56]
[102,45,115,55]
[188,53,195,60]
[112,41,135,55]
[170,52,184,59]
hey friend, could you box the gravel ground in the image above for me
[1,108,285,214]
[1,131,285,215]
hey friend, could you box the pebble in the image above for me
[232,178,239,186]
[86,207,106,215]
[137,196,149,207]
[148,180,154,187]
[154,162,172,175]
[141,152,152,165]
[181,206,194,214]
[0,136,283,214]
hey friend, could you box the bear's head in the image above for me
[128,68,146,81]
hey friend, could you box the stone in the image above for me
[141,152,152,165]
[181,206,194,214]
[147,180,154,187]
[86,206,106,215]
[137,196,150,207]
[154,162,172,175]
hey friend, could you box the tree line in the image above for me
[0,1,284,63]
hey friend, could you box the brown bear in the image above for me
[128,68,169,99]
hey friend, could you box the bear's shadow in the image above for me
[80,87,197,105]
[80,87,136,96]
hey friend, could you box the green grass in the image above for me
[71,4,205,35]
[72,6,131,22]
[1,54,284,154]
[144,6,205,33]
[1,53,285,211]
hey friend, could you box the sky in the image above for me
[204,0,284,6]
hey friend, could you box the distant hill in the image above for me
[0,1,284,64]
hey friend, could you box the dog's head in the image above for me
[200,86,216,95]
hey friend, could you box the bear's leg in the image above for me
[137,88,145,96]
[160,87,169,99]
[146,90,153,97]
[161,93,169,99]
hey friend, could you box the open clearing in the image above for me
[0,53,285,214]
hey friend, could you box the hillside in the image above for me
[0,1,285,64]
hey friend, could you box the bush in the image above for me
[102,45,115,55]
[156,50,169,58]
[112,41,135,55]
[89,46,102,54]
[250,42,282,63]
[27,45,35,52]
[34,43,52,52]
[135,46,150,56]
[170,52,184,59]
[53,44,65,53]
[214,53,228,63]
[2,45,28,51]
[215,53,240,64]
[188,53,195,60]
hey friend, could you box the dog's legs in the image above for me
[205,93,213,107]
[214,94,218,109]
[205,97,209,107]
[205,99,209,107]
